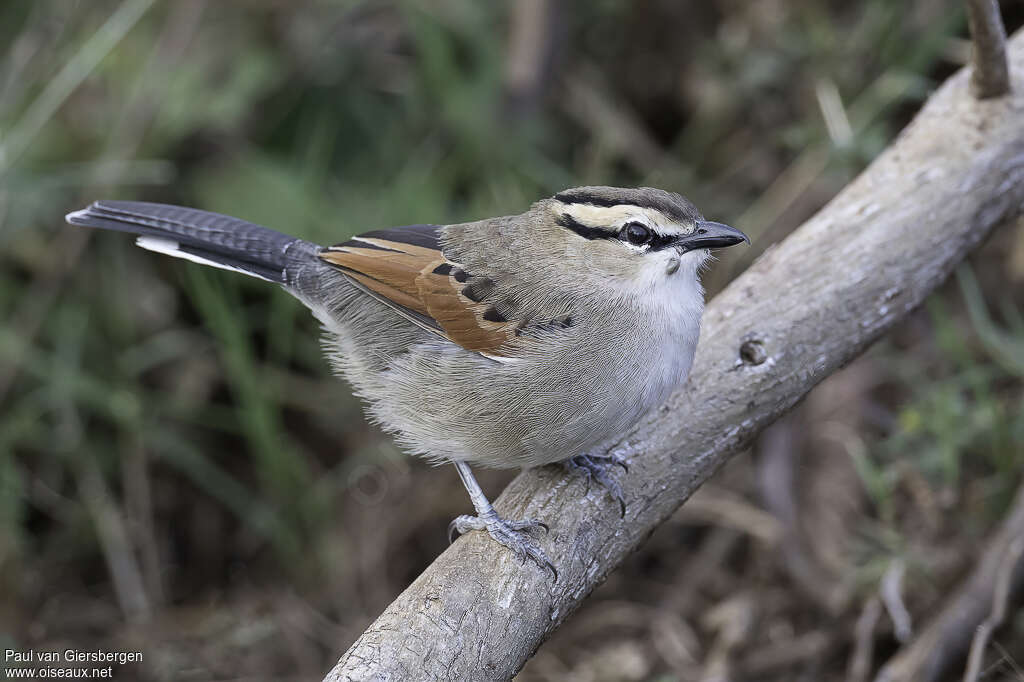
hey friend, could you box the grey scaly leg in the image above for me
[564,453,630,517]
[448,461,555,578]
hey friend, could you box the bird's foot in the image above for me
[564,453,629,516]
[449,511,556,579]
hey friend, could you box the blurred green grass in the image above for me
[1,0,1022,678]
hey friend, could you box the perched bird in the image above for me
[67,187,747,577]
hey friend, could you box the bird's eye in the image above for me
[622,222,653,246]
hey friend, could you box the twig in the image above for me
[757,417,850,614]
[988,641,1024,679]
[875,482,1024,682]
[679,484,782,544]
[966,0,1009,98]
[666,527,743,615]
[76,451,152,623]
[847,597,883,682]
[326,30,1024,681]
[700,594,755,682]
[962,535,1024,682]
[558,65,685,176]
[122,436,165,607]
[502,0,559,118]
[880,559,912,643]
[738,630,836,678]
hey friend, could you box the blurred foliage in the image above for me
[1,1,1022,680]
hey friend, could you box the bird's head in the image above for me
[535,186,748,294]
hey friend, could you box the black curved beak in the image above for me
[677,221,749,252]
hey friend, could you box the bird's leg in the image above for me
[448,461,556,578]
[564,452,630,517]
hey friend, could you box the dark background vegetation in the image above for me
[2,1,1023,680]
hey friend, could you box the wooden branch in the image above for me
[966,0,1009,98]
[324,30,1024,682]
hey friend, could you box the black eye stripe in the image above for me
[555,213,611,240]
[617,223,677,250]
[637,231,677,250]
[555,212,683,251]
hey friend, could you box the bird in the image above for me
[66,186,747,577]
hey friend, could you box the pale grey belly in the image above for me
[365,338,685,469]
[307,269,693,469]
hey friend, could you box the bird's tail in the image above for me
[66,200,320,284]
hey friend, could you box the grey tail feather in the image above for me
[66,200,320,284]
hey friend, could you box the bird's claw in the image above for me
[565,453,629,517]
[449,512,556,580]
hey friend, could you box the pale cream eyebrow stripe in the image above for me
[557,203,692,234]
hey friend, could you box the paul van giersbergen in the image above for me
[5,650,141,665]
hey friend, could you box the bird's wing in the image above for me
[318,224,521,359]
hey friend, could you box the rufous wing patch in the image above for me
[319,228,519,357]
[319,246,431,317]
[414,266,515,356]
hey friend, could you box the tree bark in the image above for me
[325,29,1024,682]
